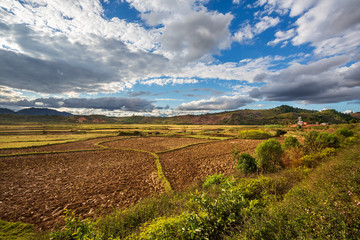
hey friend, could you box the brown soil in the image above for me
[0,149,163,230]
[159,139,262,191]
[0,136,264,230]
[0,136,123,155]
[102,137,213,152]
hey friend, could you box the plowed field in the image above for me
[0,136,264,230]
[159,139,262,191]
[102,137,213,152]
[0,149,162,229]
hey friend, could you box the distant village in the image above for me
[291,116,329,128]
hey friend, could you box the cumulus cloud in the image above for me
[160,11,233,62]
[123,0,234,62]
[260,0,360,56]
[0,23,169,94]
[1,97,156,112]
[250,56,360,103]
[176,95,254,111]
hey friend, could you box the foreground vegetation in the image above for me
[1,123,359,239]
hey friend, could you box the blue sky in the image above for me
[0,0,359,116]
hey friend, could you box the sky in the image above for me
[0,0,359,117]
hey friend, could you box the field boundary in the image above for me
[109,147,173,192]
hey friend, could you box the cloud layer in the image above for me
[0,0,359,115]
[2,97,156,112]
[250,56,360,103]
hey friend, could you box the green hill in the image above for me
[116,105,356,125]
[0,105,357,125]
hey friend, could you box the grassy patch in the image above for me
[0,220,36,240]
[0,133,115,149]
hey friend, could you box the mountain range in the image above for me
[0,106,358,125]
[0,107,72,116]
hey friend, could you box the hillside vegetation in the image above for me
[117,105,357,125]
[0,105,358,125]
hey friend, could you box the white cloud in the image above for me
[140,78,199,86]
[255,0,317,16]
[160,10,233,62]
[260,0,360,57]
[0,85,24,102]
[268,28,295,46]
[233,16,280,43]
[176,95,254,111]
[176,56,277,82]
[123,0,234,62]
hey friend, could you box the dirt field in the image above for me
[0,149,162,230]
[0,136,263,230]
[101,137,213,152]
[159,139,263,191]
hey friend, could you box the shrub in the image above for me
[275,129,287,137]
[343,136,358,145]
[282,136,301,149]
[50,210,100,240]
[301,148,336,168]
[335,127,354,138]
[238,129,272,139]
[316,132,339,149]
[318,147,336,159]
[255,139,284,173]
[304,131,321,154]
[301,154,319,168]
[202,174,227,189]
[282,147,303,168]
[235,153,257,174]
[303,131,339,153]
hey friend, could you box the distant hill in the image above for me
[117,105,357,125]
[16,108,72,116]
[0,108,15,114]
[0,105,357,124]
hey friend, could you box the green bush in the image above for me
[316,132,339,149]
[304,131,321,154]
[318,147,336,159]
[97,192,187,239]
[304,131,339,153]
[335,127,354,138]
[50,210,100,240]
[235,153,257,174]
[238,129,272,139]
[301,148,336,168]
[202,174,227,189]
[343,136,358,145]
[255,139,284,173]
[282,136,301,149]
